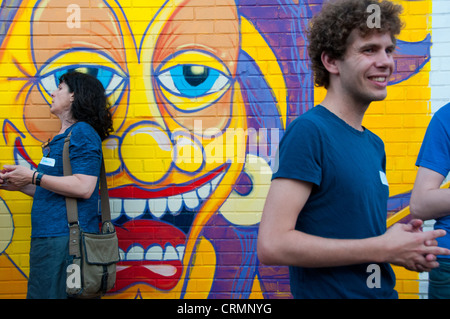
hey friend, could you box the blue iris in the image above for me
[167,65,225,97]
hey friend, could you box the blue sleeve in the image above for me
[272,118,322,186]
[416,109,450,177]
[69,123,102,176]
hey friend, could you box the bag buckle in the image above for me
[68,221,79,228]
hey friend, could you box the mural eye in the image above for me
[158,64,230,98]
[154,51,233,112]
[39,66,126,106]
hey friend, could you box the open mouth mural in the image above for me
[108,165,228,291]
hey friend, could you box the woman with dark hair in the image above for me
[0,71,113,298]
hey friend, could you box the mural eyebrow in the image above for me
[89,20,126,64]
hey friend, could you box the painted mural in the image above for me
[0,0,436,299]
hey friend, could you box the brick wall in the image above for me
[0,0,444,299]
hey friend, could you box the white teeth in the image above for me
[148,197,166,218]
[167,194,182,215]
[197,183,211,199]
[176,246,185,259]
[371,77,386,82]
[109,172,225,221]
[126,245,145,260]
[123,199,146,219]
[119,243,185,263]
[182,190,199,209]
[145,245,163,260]
[164,245,178,260]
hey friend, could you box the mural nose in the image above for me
[120,123,173,184]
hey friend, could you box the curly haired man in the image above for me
[257,0,450,299]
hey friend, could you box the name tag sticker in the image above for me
[40,157,56,167]
[379,171,389,186]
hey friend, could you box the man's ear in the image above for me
[321,51,339,75]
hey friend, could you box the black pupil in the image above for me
[183,66,209,87]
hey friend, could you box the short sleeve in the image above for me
[69,123,102,176]
[416,110,450,177]
[272,118,323,186]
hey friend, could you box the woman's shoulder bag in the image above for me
[63,131,120,299]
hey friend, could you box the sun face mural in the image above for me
[0,0,433,299]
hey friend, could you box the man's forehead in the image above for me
[347,29,395,48]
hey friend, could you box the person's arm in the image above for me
[410,166,450,221]
[257,178,450,272]
[38,173,97,199]
[1,164,97,199]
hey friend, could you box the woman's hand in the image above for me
[0,165,36,195]
[1,165,34,188]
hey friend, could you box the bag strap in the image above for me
[63,131,111,256]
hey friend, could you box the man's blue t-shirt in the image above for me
[272,105,397,299]
[416,102,450,257]
[31,122,102,237]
